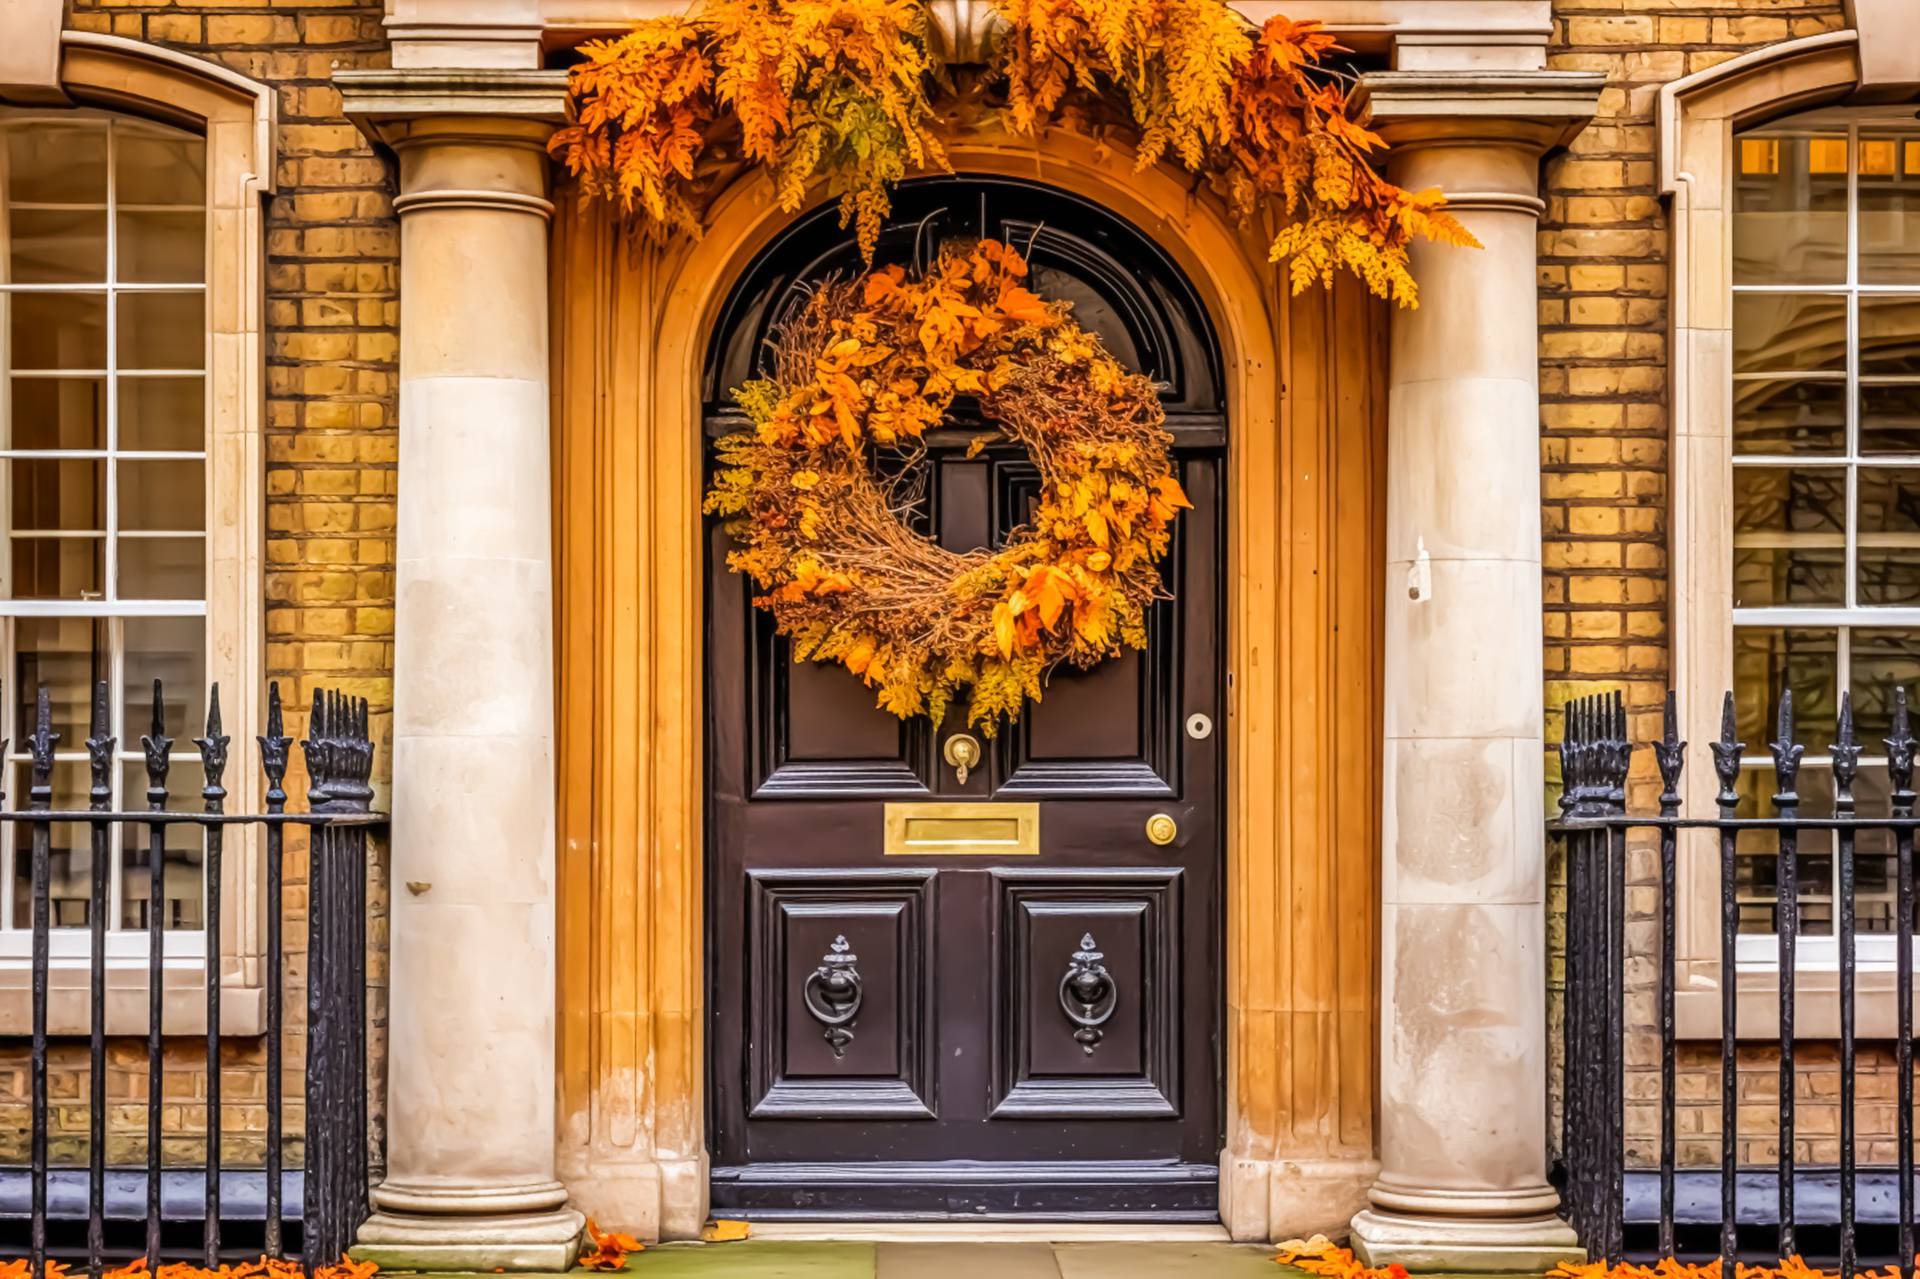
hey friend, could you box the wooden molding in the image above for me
[549,127,1386,1240]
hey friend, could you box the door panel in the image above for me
[992,869,1181,1119]
[748,870,936,1119]
[707,178,1225,1219]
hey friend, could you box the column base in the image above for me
[351,1207,586,1272]
[1349,1209,1583,1274]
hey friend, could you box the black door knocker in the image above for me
[1058,932,1118,1055]
[803,934,864,1058]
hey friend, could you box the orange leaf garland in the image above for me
[554,0,1473,305]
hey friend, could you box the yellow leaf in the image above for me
[792,470,820,489]
[703,1219,752,1243]
[992,601,1016,659]
[1083,507,1109,548]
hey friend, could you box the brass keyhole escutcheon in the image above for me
[1145,813,1178,846]
[944,732,982,786]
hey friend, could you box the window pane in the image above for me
[1734,293,1847,374]
[118,377,203,453]
[1733,465,1845,606]
[1734,378,1847,455]
[10,763,103,929]
[117,293,202,371]
[10,459,102,532]
[122,615,203,739]
[1858,467,1920,604]
[1860,134,1920,285]
[8,208,106,284]
[1849,628,1920,742]
[1735,765,1836,934]
[118,536,201,600]
[118,760,205,931]
[116,209,203,285]
[7,378,105,451]
[3,119,106,204]
[1861,295,1920,378]
[1733,133,1849,285]
[1734,626,1839,752]
[118,460,203,532]
[114,120,203,207]
[1862,383,1920,455]
[10,537,101,599]
[10,293,105,370]
[13,617,107,747]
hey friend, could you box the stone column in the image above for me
[336,73,582,1273]
[1350,71,1601,1274]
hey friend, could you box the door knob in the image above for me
[1145,813,1178,845]
[943,732,982,785]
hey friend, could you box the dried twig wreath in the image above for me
[704,237,1190,731]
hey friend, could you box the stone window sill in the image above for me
[1675,955,1919,1040]
[0,944,264,1036]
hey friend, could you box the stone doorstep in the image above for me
[371,1242,1551,1278]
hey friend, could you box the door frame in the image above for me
[550,127,1386,1242]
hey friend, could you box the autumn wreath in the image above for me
[704,237,1189,730]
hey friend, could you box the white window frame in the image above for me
[1661,28,1920,1038]
[0,108,213,955]
[0,34,272,1035]
[1728,111,1920,973]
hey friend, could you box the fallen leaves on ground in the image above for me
[578,1219,645,1271]
[701,1220,750,1243]
[1554,1258,1920,1279]
[1274,1236,1920,1279]
[1273,1235,1405,1278]
[0,1257,375,1279]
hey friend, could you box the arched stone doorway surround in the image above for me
[545,127,1389,1241]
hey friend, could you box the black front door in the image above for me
[705,179,1226,1219]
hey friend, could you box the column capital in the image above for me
[335,67,569,147]
[1356,69,1605,156]
[337,69,569,217]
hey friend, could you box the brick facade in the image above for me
[0,2,395,1168]
[1538,0,1903,1169]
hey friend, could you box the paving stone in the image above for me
[1051,1242,1282,1278]
[874,1242,1061,1279]
[628,1241,877,1277]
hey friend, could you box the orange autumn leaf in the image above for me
[580,1219,645,1271]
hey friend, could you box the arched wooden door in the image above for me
[704,178,1226,1219]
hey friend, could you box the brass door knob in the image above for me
[1145,813,1178,846]
[943,732,982,786]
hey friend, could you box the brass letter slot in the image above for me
[883,802,1040,857]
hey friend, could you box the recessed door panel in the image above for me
[748,870,936,1119]
[993,870,1180,1118]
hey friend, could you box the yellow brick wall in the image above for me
[0,2,395,1170]
[1539,0,1907,1171]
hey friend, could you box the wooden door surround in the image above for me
[550,129,1387,1241]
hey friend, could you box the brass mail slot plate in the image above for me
[883,802,1040,857]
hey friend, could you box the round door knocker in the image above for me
[802,935,864,1059]
[1057,933,1119,1055]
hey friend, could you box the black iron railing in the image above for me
[1553,688,1918,1274]
[0,680,381,1273]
